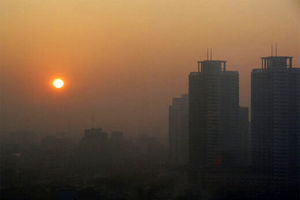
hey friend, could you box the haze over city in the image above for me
[1,1,300,200]
[1,0,299,137]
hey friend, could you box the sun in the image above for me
[53,78,64,88]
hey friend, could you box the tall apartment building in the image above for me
[239,107,251,166]
[169,94,189,165]
[251,56,300,194]
[189,60,240,172]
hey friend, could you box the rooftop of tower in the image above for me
[261,56,293,70]
[197,60,227,73]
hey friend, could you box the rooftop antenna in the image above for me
[207,48,209,60]
[210,48,213,60]
[271,44,273,56]
[275,43,278,56]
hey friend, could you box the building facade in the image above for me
[251,56,300,195]
[239,107,251,166]
[188,60,240,173]
[169,94,189,165]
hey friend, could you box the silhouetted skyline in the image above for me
[0,1,299,199]
[1,0,299,137]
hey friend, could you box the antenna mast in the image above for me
[207,48,209,60]
[271,44,273,56]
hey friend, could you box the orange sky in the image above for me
[0,0,299,137]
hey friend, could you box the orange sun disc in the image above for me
[53,79,64,88]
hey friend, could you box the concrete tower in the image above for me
[251,55,300,195]
[189,60,240,175]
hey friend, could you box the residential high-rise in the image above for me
[169,94,189,165]
[251,56,300,194]
[189,60,240,173]
[239,107,250,166]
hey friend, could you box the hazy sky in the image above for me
[0,0,299,137]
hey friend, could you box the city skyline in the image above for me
[1,0,299,137]
[1,1,299,199]
[168,53,299,198]
[0,49,298,136]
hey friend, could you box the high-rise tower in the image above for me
[189,60,240,174]
[251,56,300,194]
[169,94,189,165]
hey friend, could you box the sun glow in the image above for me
[53,78,64,88]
